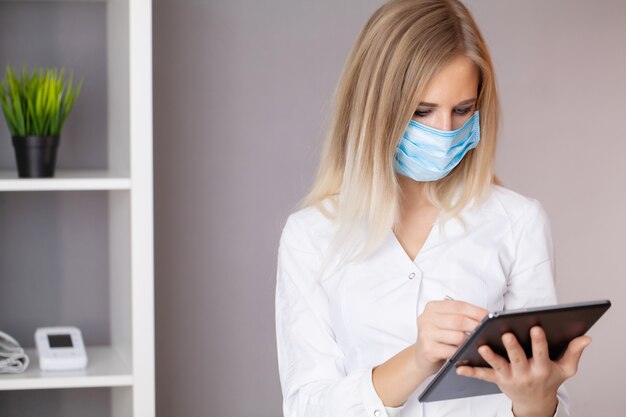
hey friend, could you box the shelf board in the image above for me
[0,345,133,391]
[0,170,131,191]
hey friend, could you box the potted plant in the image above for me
[0,66,83,178]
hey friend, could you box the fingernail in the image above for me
[532,327,541,337]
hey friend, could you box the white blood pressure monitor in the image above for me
[35,326,88,371]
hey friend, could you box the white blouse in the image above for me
[275,185,570,417]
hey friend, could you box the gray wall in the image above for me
[153,1,625,416]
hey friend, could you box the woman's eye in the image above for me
[414,108,472,118]
[414,109,431,117]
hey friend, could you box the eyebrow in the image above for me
[418,98,477,107]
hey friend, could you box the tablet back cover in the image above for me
[417,300,611,402]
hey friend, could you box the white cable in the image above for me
[0,330,30,373]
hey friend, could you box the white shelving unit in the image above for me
[0,347,133,391]
[0,171,132,191]
[0,0,155,416]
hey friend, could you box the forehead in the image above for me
[420,55,479,104]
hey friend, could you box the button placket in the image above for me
[411,266,424,319]
[407,266,423,281]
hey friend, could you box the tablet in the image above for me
[417,299,611,403]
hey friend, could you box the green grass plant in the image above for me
[0,66,83,137]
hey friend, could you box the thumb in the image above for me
[557,335,592,378]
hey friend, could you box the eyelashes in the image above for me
[414,107,472,118]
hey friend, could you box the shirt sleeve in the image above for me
[275,214,396,417]
[503,200,558,309]
[496,200,571,416]
[494,384,570,417]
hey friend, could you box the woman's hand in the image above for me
[456,326,592,417]
[414,300,488,375]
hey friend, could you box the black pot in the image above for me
[11,135,60,178]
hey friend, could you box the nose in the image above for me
[431,113,453,131]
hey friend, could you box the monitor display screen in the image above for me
[48,334,73,348]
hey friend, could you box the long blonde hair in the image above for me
[297,0,501,270]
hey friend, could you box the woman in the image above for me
[274,0,591,416]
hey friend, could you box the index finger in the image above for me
[439,299,489,322]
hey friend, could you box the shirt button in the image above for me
[373,410,381,417]
[408,272,416,279]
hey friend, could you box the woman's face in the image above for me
[412,54,480,131]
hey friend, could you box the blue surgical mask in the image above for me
[394,110,481,182]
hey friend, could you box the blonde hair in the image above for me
[297,0,501,271]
